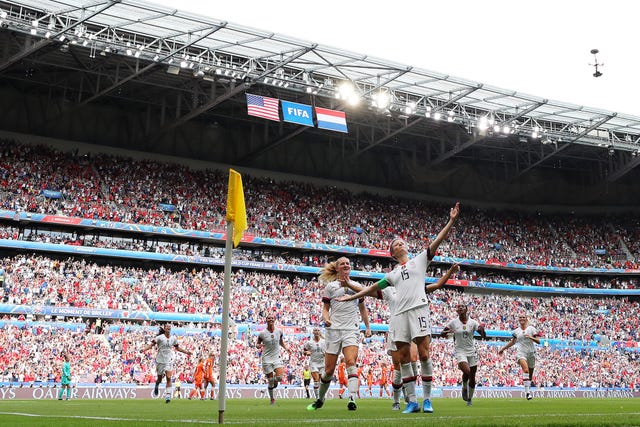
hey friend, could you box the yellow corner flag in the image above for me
[226,169,247,247]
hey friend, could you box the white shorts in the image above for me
[325,329,360,355]
[156,362,174,377]
[386,332,397,355]
[516,351,536,369]
[455,352,478,367]
[390,306,430,343]
[310,360,324,373]
[262,358,284,375]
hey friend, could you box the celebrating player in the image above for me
[338,202,460,414]
[440,303,487,406]
[142,324,192,403]
[498,313,540,400]
[307,257,372,412]
[304,327,326,399]
[257,314,290,405]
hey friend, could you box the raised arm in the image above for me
[337,281,382,302]
[425,264,459,294]
[428,202,460,256]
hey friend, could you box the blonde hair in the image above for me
[318,258,345,283]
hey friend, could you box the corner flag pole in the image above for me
[218,221,233,424]
[219,169,247,424]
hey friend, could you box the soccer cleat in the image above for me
[347,397,357,411]
[402,401,420,414]
[307,399,324,411]
[392,402,401,410]
[270,398,275,405]
[461,387,468,401]
[466,400,473,407]
[165,397,171,404]
[153,384,159,397]
[526,392,533,400]
[422,399,434,413]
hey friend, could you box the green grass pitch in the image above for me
[1,398,639,427]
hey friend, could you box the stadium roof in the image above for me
[1,0,640,205]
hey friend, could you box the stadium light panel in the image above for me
[373,91,389,109]
[477,116,489,130]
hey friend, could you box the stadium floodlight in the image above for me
[433,112,441,121]
[477,116,489,130]
[0,10,7,19]
[405,101,416,115]
[373,91,389,109]
[166,65,180,75]
[502,125,511,134]
[30,28,37,35]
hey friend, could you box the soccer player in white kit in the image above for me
[142,324,192,403]
[440,303,486,406]
[498,313,540,400]
[304,328,326,399]
[307,257,371,412]
[257,314,290,405]
[338,202,460,414]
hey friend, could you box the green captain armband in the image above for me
[377,278,389,290]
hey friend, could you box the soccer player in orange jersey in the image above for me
[203,352,216,400]
[188,357,205,400]
[365,367,374,397]
[379,362,391,398]
[337,358,348,398]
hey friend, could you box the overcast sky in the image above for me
[151,0,639,117]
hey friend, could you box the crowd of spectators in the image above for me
[1,138,639,392]
[0,320,637,390]
[1,139,639,269]
[1,254,638,343]
[2,223,638,290]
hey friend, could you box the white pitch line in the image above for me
[1,411,640,425]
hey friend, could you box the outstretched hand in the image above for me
[450,263,460,275]
[450,202,460,221]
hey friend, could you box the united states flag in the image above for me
[246,93,280,121]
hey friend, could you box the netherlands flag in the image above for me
[315,107,348,133]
